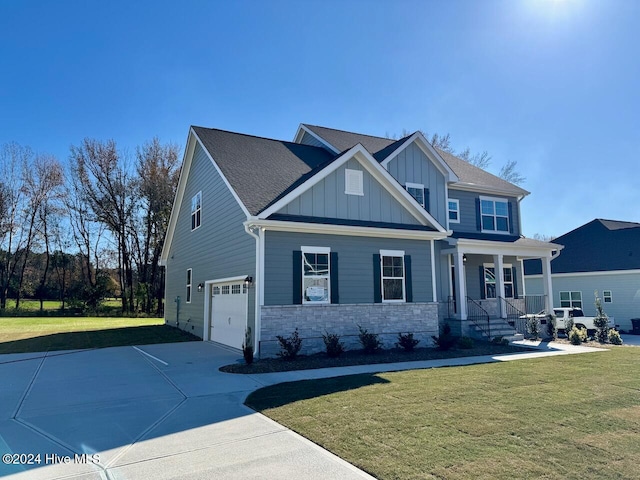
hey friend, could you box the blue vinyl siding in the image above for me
[264,230,433,305]
[299,131,332,150]
[277,158,422,226]
[385,142,447,227]
[164,142,255,338]
[447,189,521,236]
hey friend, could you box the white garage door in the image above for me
[209,281,247,349]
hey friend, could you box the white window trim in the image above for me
[603,290,613,303]
[380,249,405,303]
[344,169,364,196]
[405,182,425,208]
[559,290,583,308]
[301,246,331,305]
[448,198,460,224]
[483,263,514,299]
[186,268,192,304]
[479,195,510,234]
[191,191,202,231]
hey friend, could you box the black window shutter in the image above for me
[424,188,430,212]
[512,266,518,298]
[404,255,413,302]
[476,198,482,231]
[508,201,514,234]
[373,254,382,303]
[330,252,339,304]
[479,265,486,299]
[293,250,302,304]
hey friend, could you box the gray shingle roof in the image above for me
[192,126,335,215]
[302,124,528,196]
[524,218,640,275]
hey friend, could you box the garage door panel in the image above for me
[210,282,247,350]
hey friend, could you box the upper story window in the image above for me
[480,196,509,233]
[344,169,364,196]
[191,191,202,230]
[448,199,460,224]
[404,182,427,209]
[603,290,613,303]
[380,250,405,302]
[302,246,330,304]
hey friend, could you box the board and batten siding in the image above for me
[276,158,422,226]
[263,230,433,305]
[525,272,640,331]
[299,131,331,150]
[164,142,256,338]
[385,142,448,227]
[447,188,521,236]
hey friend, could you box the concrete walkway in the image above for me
[0,340,609,480]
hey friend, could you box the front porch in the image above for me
[444,295,547,339]
[441,236,561,339]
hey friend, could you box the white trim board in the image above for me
[245,219,448,241]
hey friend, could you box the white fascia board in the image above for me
[160,130,198,265]
[380,132,459,183]
[525,269,640,279]
[207,275,248,285]
[245,218,449,241]
[191,128,252,219]
[449,183,530,200]
[293,125,340,154]
[258,144,447,233]
[445,237,562,258]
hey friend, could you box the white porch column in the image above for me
[542,256,553,314]
[454,251,467,320]
[493,254,506,318]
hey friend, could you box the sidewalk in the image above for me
[242,339,606,395]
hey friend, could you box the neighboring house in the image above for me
[524,219,640,331]
[160,124,560,356]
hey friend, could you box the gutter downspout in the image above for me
[244,221,262,357]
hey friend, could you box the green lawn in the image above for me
[0,317,198,353]
[247,347,640,480]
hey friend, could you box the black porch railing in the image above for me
[466,296,490,338]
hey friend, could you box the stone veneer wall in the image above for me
[259,303,439,358]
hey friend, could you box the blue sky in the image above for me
[1,0,638,237]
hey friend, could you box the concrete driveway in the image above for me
[0,343,373,480]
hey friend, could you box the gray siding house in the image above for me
[161,124,559,356]
[524,219,640,331]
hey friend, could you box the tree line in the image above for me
[0,138,180,315]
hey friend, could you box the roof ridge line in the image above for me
[192,125,329,151]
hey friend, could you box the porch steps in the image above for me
[471,317,523,341]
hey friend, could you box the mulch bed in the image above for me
[220,341,534,374]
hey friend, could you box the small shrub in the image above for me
[276,328,302,360]
[357,325,382,354]
[432,323,456,351]
[546,314,557,340]
[526,316,540,339]
[322,332,345,358]
[242,327,254,365]
[458,336,474,349]
[593,292,610,343]
[608,329,623,345]
[491,336,509,346]
[569,326,587,345]
[396,332,420,352]
[564,317,574,336]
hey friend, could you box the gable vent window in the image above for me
[345,169,364,196]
